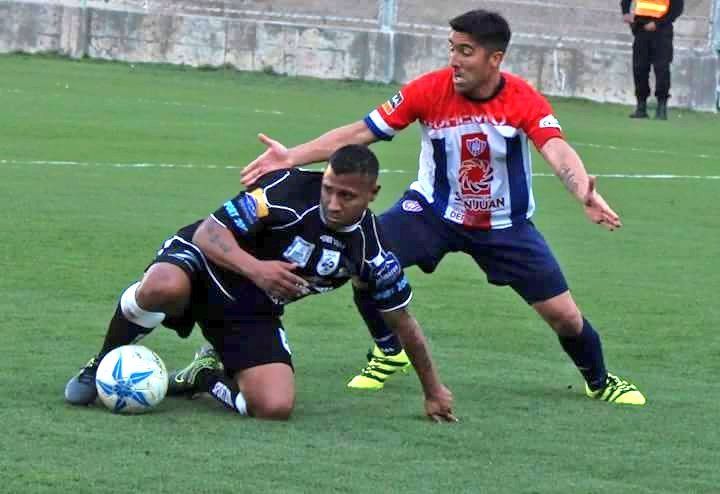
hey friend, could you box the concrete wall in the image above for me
[1,0,717,111]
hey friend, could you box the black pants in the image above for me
[632,26,674,101]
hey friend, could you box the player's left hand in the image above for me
[425,385,459,423]
[644,21,657,31]
[583,176,622,231]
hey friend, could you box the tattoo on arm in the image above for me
[206,221,233,254]
[559,166,579,195]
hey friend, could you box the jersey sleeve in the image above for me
[358,215,413,312]
[210,188,270,240]
[521,89,564,149]
[363,77,426,141]
[364,252,413,312]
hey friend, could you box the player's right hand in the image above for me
[241,133,293,187]
[622,13,634,24]
[425,385,459,423]
[250,260,310,301]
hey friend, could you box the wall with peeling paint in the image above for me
[1,0,717,110]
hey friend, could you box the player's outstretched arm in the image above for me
[241,120,378,187]
[381,308,458,423]
[540,137,622,231]
[192,217,309,300]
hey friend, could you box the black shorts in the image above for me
[152,223,293,373]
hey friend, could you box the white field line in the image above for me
[1,159,719,179]
[1,88,285,115]
[1,88,717,162]
[573,142,717,161]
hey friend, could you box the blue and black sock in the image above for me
[558,318,608,390]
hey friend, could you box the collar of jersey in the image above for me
[464,75,506,103]
[318,206,366,233]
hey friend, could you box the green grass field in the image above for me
[1,54,719,493]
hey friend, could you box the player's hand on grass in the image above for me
[242,133,293,187]
[425,385,458,423]
[583,176,622,231]
[249,260,310,300]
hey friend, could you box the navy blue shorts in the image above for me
[378,190,568,304]
[151,227,293,374]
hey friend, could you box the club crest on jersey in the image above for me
[316,248,341,276]
[283,236,315,268]
[381,91,404,115]
[466,137,487,157]
[401,200,423,213]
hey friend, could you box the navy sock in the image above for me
[353,287,402,355]
[558,318,608,390]
[198,370,248,416]
[99,303,153,359]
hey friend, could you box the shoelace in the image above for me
[361,359,400,377]
[606,375,635,392]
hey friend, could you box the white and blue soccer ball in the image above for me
[95,345,168,414]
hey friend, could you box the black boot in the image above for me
[630,100,649,119]
[655,99,668,120]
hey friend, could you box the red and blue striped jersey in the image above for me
[364,68,563,230]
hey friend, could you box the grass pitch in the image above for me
[1,54,719,493]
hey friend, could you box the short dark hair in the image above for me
[328,144,379,179]
[449,10,511,53]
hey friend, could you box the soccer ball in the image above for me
[95,345,168,414]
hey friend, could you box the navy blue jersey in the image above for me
[195,169,411,313]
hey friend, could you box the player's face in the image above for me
[320,167,379,230]
[448,31,504,98]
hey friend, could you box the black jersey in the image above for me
[196,169,412,314]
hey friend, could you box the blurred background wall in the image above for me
[1,0,718,110]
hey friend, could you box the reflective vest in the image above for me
[633,0,670,19]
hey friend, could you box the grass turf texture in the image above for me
[1,54,718,493]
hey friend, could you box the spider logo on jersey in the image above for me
[459,159,494,197]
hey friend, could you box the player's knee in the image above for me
[137,268,189,308]
[546,308,582,336]
[250,397,294,421]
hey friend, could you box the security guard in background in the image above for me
[621,0,684,120]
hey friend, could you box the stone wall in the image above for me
[0,0,717,110]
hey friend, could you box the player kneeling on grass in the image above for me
[65,145,456,422]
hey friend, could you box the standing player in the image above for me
[241,10,646,405]
[65,145,456,422]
